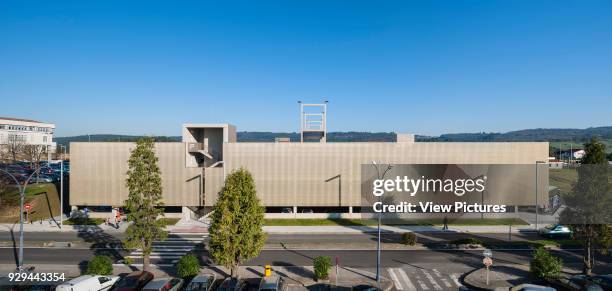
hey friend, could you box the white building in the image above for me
[0,117,56,159]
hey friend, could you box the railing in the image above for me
[187,142,206,153]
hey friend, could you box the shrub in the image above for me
[177,253,200,278]
[530,248,562,280]
[86,255,113,275]
[403,232,417,246]
[313,256,332,280]
[450,238,482,245]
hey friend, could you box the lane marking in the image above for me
[450,274,463,287]
[415,274,429,290]
[421,269,442,290]
[387,268,403,290]
[397,268,417,291]
[432,269,452,288]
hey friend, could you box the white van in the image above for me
[56,275,119,291]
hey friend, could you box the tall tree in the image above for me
[123,138,167,271]
[560,137,611,275]
[209,168,266,278]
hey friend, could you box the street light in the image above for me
[0,168,40,271]
[59,160,64,229]
[371,161,393,284]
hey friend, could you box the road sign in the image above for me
[483,248,492,258]
[483,257,493,267]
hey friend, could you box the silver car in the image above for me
[184,274,216,291]
[142,278,184,291]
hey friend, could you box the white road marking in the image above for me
[450,274,463,287]
[415,274,429,290]
[420,269,442,290]
[388,268,403,290]
[432,269,453,288]
[396,268,417,291]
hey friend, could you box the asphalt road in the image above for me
[0,231,542,245]
[1,247,608,267]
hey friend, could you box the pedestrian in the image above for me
[115,211,121,229]
[443,216,448,230]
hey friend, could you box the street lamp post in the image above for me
[0,168,39,271]
[60,160,64,229]
[371,161,393,284]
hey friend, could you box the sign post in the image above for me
[24,204,31,223]
[482,249,493,285]
[335,256,339,286]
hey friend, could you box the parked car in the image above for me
[142,278,184,291]
[539,224,573,238]
[112,271,154,291]
[300,208,314,214]
[566,275,604,291]
[56,275,119,291]
[31,175,54,183]
[510,284,556,291]
[352,285,379,291]
[184,274,216,291]
[217,278,248,291]
[281,208,293,214]
[591,275,612,291]
[258,276,286,291]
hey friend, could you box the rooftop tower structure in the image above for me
[299,101,327,143]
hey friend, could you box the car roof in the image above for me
[66,275,95,285]
[145,278,173,288]
[191,274,214,283]
[260,276,280,289]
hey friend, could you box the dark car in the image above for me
[591,275,612,291]
[112,271,154,291]
[217,278,248,291]
[568,275,604,291]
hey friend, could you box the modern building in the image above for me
[0,117,56,160]
[70,104,549,219]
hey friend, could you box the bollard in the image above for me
[264,265,271,277]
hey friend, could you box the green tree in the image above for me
[560,137,611,275]
[209,168,266,278]
[123,138,167,271]
[86,255,113,275]
[530,248,562,280]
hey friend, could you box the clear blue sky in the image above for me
[1,1,611,137]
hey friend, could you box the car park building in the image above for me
[70,104,550,219]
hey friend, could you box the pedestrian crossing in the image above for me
[387,267,464,291]
[125,234,207,264]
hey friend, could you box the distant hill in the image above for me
[55,126,612,150]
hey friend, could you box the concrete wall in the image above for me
[70,142,202,206]
[71,141,549,208]
[204,142,550,207]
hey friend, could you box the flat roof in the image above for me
[0,116,52,124]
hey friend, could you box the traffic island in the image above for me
[463,265,531,290]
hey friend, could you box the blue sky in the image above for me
[1,1,611,137]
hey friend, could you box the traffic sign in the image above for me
[483,257,493,267]
[483,248,492,258]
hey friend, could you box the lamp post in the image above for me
[0,168,39,271]
[371,161,393,284]
[59,160,64,229]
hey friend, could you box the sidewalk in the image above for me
[0,222,538,234]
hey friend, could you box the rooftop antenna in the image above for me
[298,100,328,143]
